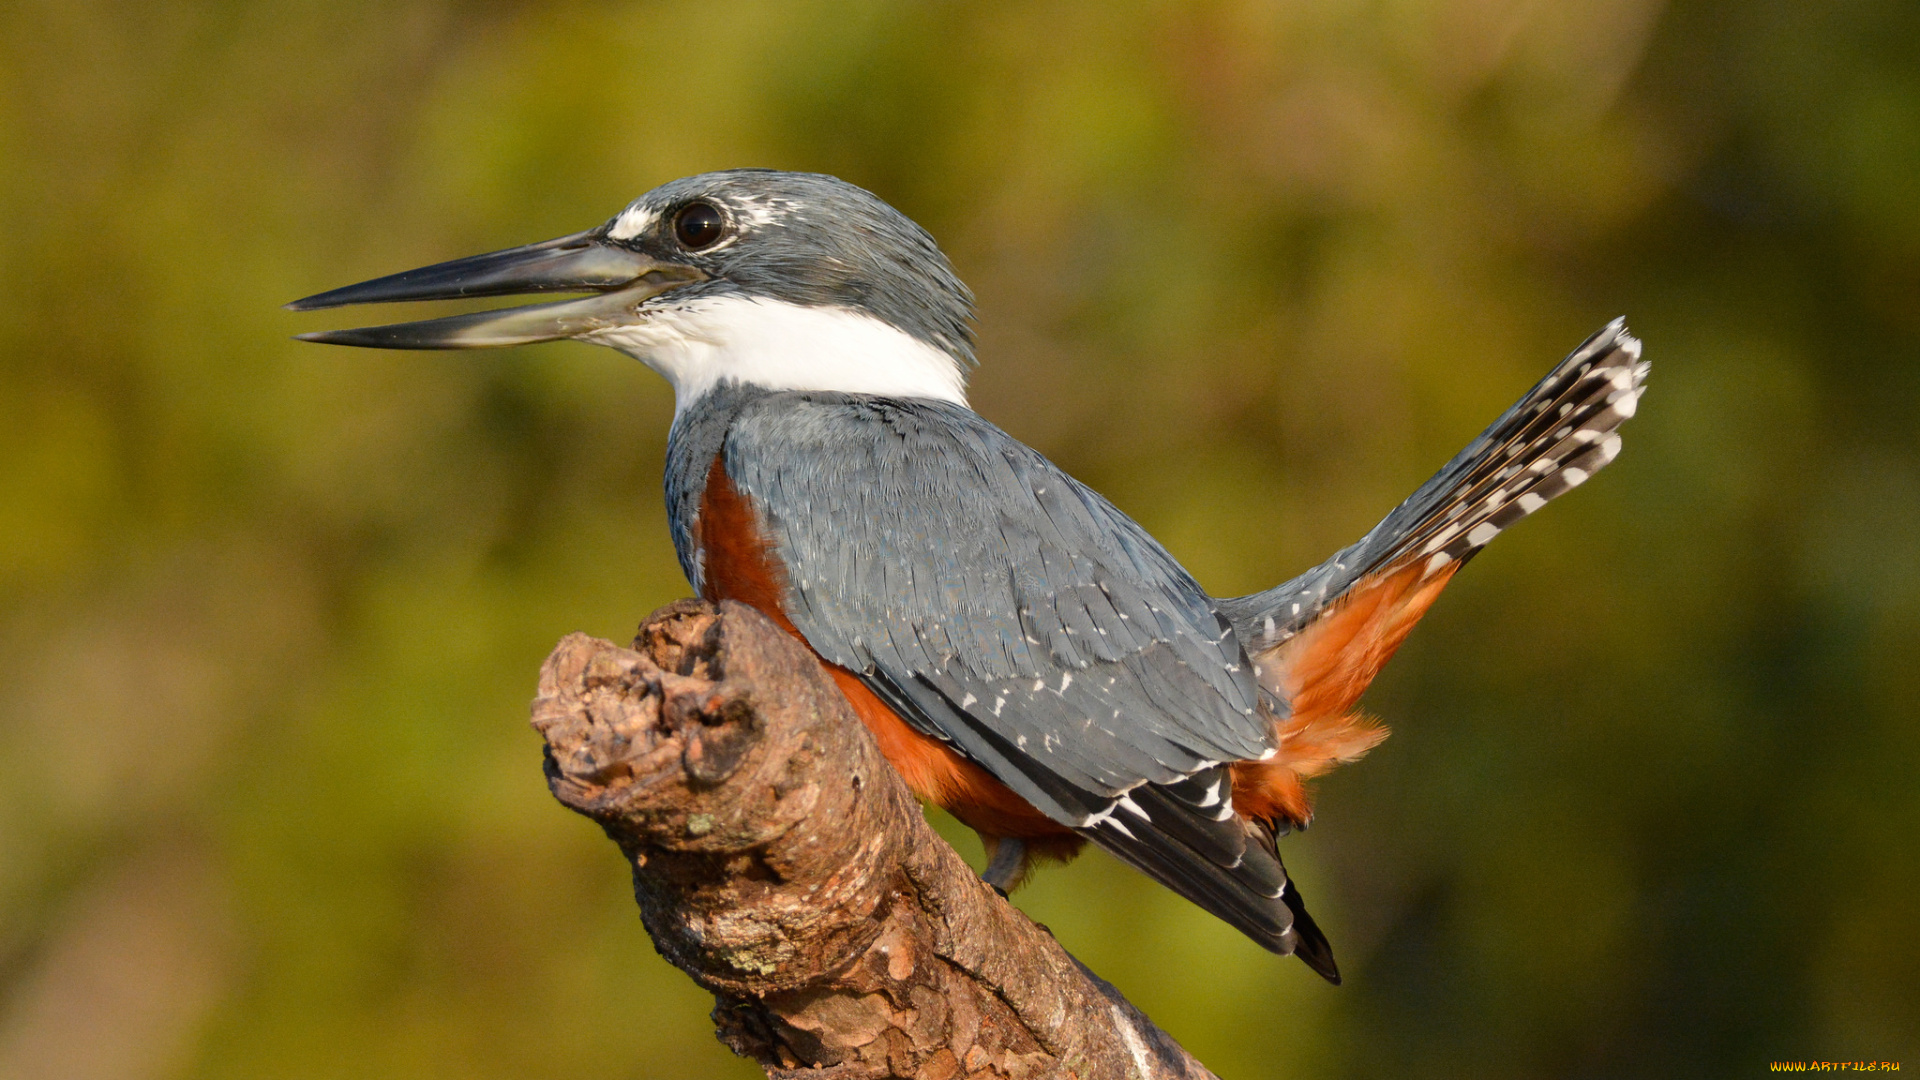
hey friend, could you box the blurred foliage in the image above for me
[2,0,1917,1077]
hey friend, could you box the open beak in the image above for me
[286,230,705,349]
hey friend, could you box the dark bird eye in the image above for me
[674,202,725,250]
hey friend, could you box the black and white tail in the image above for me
[1220,319,1648,654]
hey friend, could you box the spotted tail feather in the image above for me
[1217,320,1646,831]
[1220,318,1647,656]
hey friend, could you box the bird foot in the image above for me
[981,837,1026,894]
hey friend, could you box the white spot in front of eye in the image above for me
[608,204,658,240]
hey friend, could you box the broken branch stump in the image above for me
[530,599,1220,1080]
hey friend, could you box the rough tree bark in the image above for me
[530,599,1221,1080]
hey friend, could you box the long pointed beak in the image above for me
[287,230,705,349]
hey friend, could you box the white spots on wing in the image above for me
[1199,778,1224,807]
[1058,672,1073,693]
[1598,433,1623,463]
[1106,818,1136,840]
[1517,492,1547,514]
[959,693,977,709]
[1561,466,1590,488]
[1424,551,1453,577]
[1032,679,1045,693]
[1117,795,1149,820]
[1466,522,1501,547]
[992,696,1005,716]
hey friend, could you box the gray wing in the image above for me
[724,393,1273,818]
[721,391,1329,970]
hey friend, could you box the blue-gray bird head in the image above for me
[290,170,976,410]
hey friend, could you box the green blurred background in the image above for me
[3,1,1917,1076]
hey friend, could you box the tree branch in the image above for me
[530,599,1220,1080]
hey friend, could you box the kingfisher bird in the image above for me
[291,169,1646,983]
